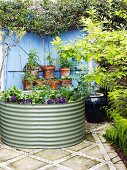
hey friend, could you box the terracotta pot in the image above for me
[30,69,39,78]
[59,68,70,78]
[42,65,55,79]
[33,79,46,86]
[50,80,59,90]
[26,66,40,78]
[22,80,33,90]
[60,79,72,86]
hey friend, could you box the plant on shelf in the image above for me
[22,72,36,90]
[59,76,72,86]
[25,49,40,78]
[49,76,60,90]
[42,51,55,79]
[33,78,46,87]
[52,36,74,78]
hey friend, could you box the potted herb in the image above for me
[22,72,35,90]
[59,58,71,78]
[52,36,73,78]
[33,78,46,86]
[49,76,60,90]
[42,52,55,79]
[60,76,72,86]
[25,49,40,78]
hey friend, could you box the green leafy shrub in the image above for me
[105,114,127,154]
[0,0,127,36]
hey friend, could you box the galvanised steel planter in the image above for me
[0,100,85,148]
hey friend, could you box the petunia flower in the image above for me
[11,96,17,101]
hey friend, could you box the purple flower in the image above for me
[26,99,32,104]
[11,96,16,101]
[57,99,65,104]
[62,97,66,102]
[47,99,54,104]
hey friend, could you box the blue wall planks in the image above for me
[3,29,86,90]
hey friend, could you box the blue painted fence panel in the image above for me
[3,29,86,90]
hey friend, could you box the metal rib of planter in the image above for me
[0,100,85,148]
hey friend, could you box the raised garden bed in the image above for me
[0,99,85,148]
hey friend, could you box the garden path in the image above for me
[0,122,126,170]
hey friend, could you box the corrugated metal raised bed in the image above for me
[0,100,85,148]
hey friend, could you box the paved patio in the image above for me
[0,122,126,170]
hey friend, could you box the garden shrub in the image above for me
[105,114,127,154]
[62,17,127,154]
[0,0,127,36]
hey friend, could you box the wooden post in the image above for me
[0,31,3,93]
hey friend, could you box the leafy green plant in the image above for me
[60,76,72,81]
[73,17,127,155]
[1,83,88,105]
[26,49,40,68]
[105,114,127,154]
[1,86,23,103]
[45,51,55,66]
[52,36,77,68]
[0,0,127,36]
[22,72,35,82]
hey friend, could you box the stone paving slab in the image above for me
[0,122,126,170]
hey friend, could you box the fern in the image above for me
[105,114,127,154]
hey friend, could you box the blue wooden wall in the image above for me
[3,29,86,90]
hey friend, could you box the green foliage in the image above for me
[105,114,127,154]
[1,86,23,103]
[52,36,75,68]
[1,83,88,104]
[0,0,127,36]
[22,72,35,82]
[107,90,127,118]
[74,17,127,155]
[27,49,40,67]
[45,52,55,66]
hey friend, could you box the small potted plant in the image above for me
[60,76,72,86]
[33,78,46,86]
[25,49,40,78]
[42,52,55,79]
[52,36,73,78]
[22,72,35,90]
[49,76,60,90]
[58,57,72,78]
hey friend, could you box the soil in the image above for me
[112,144,127,167]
